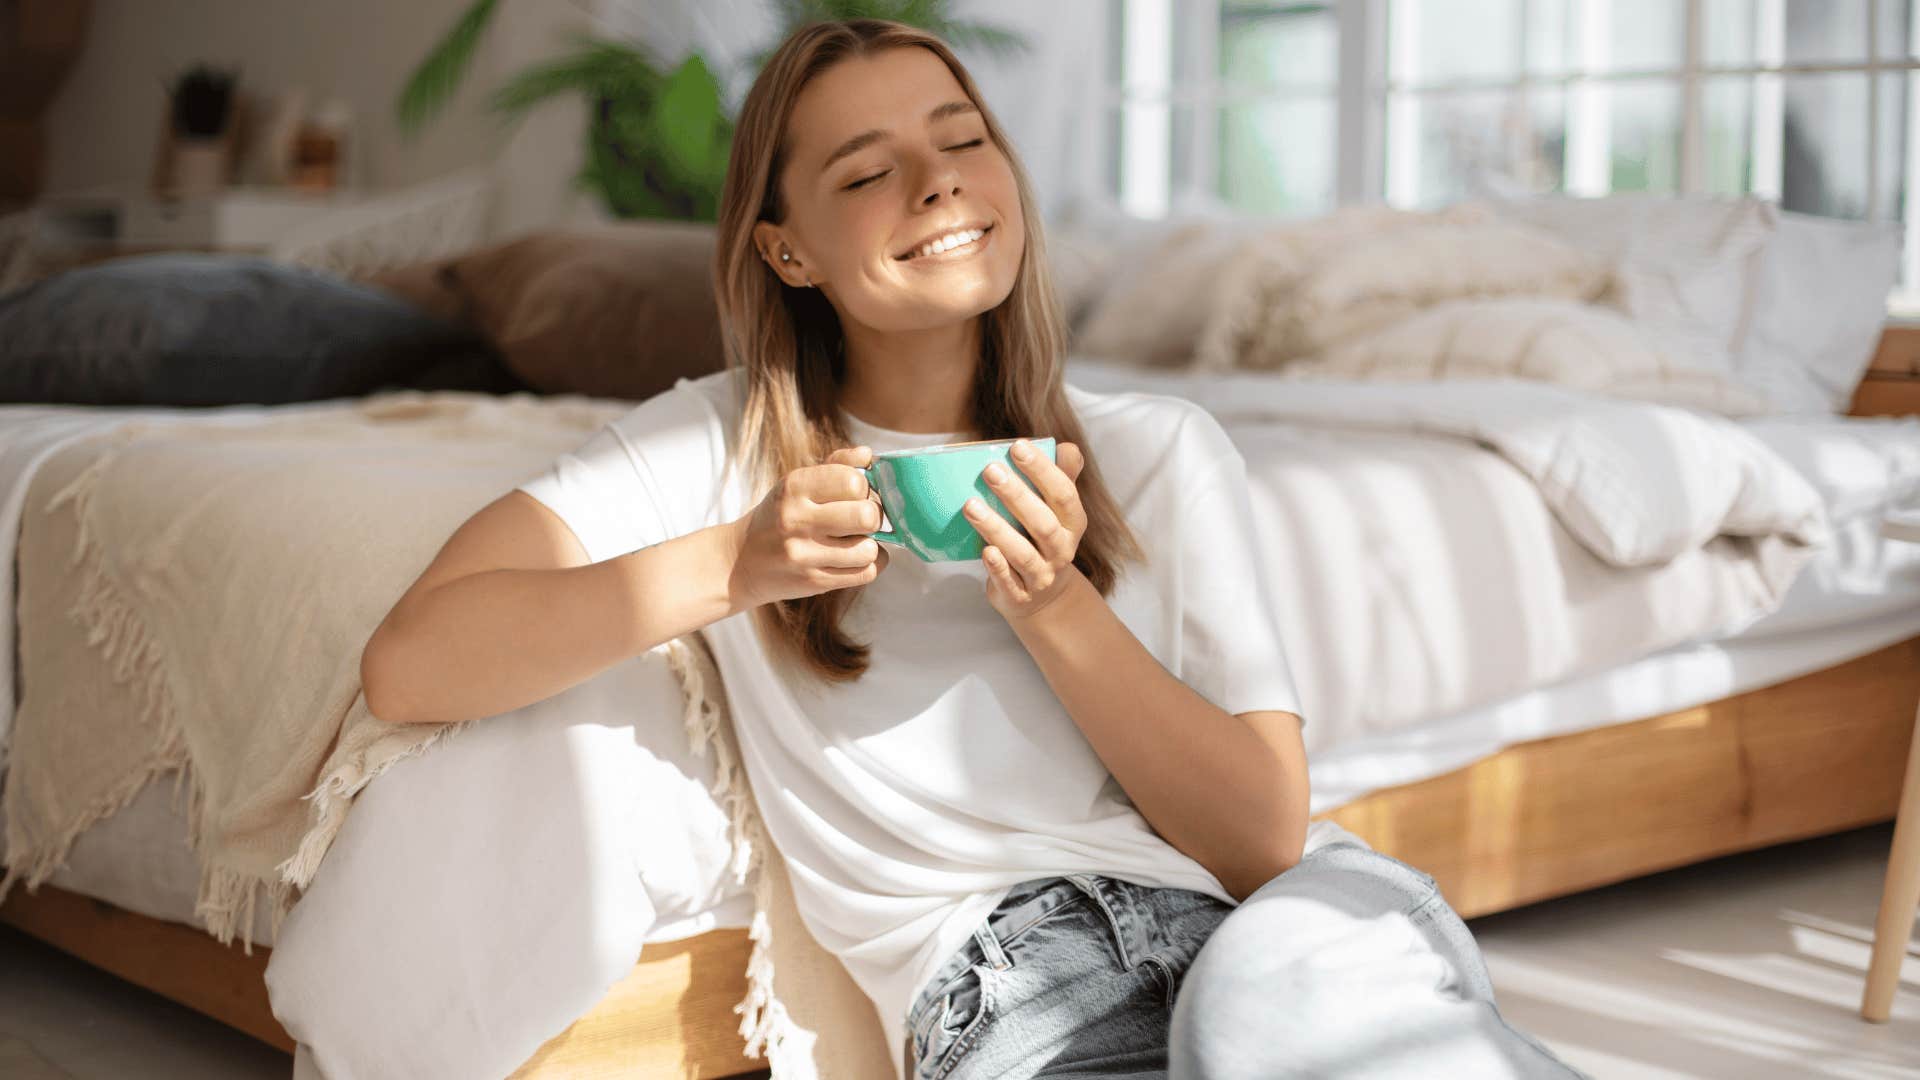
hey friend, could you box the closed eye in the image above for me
[841,140,986,192]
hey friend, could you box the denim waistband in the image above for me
[911,876,1089,1015]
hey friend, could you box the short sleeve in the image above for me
[514,382,730,565]
[1172,448,1305,724]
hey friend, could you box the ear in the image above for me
[752,221,813,289]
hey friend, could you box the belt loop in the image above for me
[973,922,1012,970]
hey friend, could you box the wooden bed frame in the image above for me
[7,325,1920,1078]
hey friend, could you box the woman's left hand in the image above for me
[965,439,1089,620]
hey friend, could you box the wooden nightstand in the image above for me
[1851,323,1920,417]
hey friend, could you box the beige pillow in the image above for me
[1072,219,1256,367]
[1191,202,1498,371]
[1206,216,1612,371]
[369,222,728,402]
[1284,296,1771,416]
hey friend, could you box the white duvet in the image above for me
[1067,362,1831,746]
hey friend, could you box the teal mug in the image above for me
[863,437,1057,562]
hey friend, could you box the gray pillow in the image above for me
[0,253,511,406]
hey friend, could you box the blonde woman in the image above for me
[362,18,1583,1080]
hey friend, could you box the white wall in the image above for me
[43,0,599,238]
[44,0,1107,235]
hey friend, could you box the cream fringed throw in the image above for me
[666,635,897,1079]
[0,390,893,1079]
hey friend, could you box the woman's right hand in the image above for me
[726,446,889,609]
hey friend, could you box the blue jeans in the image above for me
[903,842,1588,1079]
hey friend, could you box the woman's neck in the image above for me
[837,316,982,436]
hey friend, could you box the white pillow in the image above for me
[1734,209,1904,413]
[1284,296,1771,416]
[1481,193,1778,379]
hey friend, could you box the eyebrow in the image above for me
[819,100,981,174]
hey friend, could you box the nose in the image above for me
[920,156,962,207]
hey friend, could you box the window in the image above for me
[1103,0,1920,312]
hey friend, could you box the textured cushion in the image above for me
[1072,208,1314,368]
[1191,203,1495,371]
[0,253,498,406]
[1286,296,1770,416]
[410,222,729,402]
[1247,218,1610,365]
[1733,209,1904,413]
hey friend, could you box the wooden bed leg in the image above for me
[1863,697,1920,1022]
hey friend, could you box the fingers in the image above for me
[1006,440,1087,537]
[982,545,1031,605]
[1057,442,1086,483]
[980,458,1072,560]
[813,496,884,538]
[793,458,871,504]
[784,534,883,569]
[826,445,874,469]
[963,495,1049,585]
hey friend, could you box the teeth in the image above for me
[911,227,984,260]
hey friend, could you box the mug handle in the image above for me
[863,465,903,545]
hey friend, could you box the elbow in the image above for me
[359,624,419,725]
[1219,846,1299,904]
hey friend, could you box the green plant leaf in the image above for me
[932,20,1030,58]
[650,54,724,187]
[489,35,663,116]
[395,0,501,137]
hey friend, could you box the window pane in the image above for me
[1218,98,1336,216]
[1702,77,1754,195]
[1390,0,1520,86]
[1607,82,1683,192]
[1783,0,1869,65]
[1528,0,1573,75]
[1603,0,1684,72]
[1782,73,1870,218]
[1881,72,1907,223]
[1704,0,1758,67]
[1522,88,1569,191]
[1878,0,1913,59]
[1387,90,1516,206]
[1220,4,1337,90]
[1887,71,1919,312]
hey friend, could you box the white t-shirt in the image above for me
[515,368,1306,1078]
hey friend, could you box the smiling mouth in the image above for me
[895,223,995,263]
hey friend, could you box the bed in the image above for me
[0,321,1913,1079]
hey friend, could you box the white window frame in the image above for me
[1104,0,1920,311]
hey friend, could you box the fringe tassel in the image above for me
[662,636,818,1080]
[276,712,475,894]
[1,430,192,913]
[1,426,295,955]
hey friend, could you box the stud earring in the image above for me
[781,252,791,262]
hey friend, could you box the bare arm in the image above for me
[360,491,742,726]
[360,448,886,727]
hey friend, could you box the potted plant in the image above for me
[396,0,1027,222]
[166,64,240,196]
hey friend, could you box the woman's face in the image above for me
[760,47,1025,334]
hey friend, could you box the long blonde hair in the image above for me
[713,18,1142,681]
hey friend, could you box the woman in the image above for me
[360,18,1584,1080]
